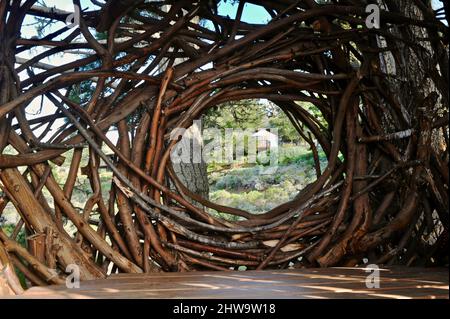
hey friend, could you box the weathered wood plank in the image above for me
[10,267,448,299]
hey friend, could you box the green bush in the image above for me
[2,224,26,247]
[1,223,27,288]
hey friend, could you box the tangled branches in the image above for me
[0,0,448,288]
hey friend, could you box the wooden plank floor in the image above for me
[15,267,449,299]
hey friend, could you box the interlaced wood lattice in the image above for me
[0,0,448,291]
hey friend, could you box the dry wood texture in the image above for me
[0,0,448,292]
[19,267,450,299]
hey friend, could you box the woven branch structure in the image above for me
[0,0,448,288]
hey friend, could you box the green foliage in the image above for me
[269,111,298,143]
[208,145,328,215]
[203,99,267,130]
[203,99,319,146]
[299,102,328,129]
[2,224,26,248]
[279,148,327,166]
[1,224,27,288]
[68,61,101,105]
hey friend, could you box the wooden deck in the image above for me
[15,267,449,299]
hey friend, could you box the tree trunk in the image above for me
[171,120,210,206]
[161,7,209,206]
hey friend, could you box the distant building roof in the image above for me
[252,129,278,141]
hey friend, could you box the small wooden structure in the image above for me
[252,129,278,151]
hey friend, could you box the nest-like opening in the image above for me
[0,1,448,287]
